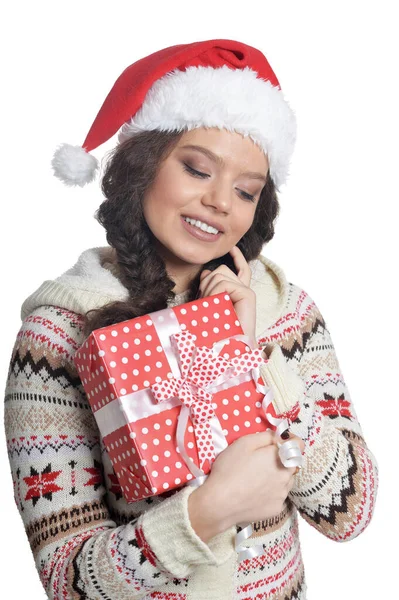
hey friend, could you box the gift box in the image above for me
[74,292,279,502]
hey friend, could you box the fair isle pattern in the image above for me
[235,502,306,599]
[3,283,378,600]
[257,287,377,544]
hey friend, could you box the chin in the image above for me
[162,239,224,266]
[175,251,206,265]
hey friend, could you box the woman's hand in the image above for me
[199,246,257,346]
[188,429,306,542]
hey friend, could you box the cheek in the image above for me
[160,162,196,198]
[233,208,256,235]
[142,173,172,221]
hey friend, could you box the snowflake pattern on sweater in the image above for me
[4,264,379,600]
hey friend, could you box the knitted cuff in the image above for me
[259,343,306,415]
[140,484,235,579]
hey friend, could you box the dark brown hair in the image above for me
[83,129,280,336]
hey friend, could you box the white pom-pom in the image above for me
[51,143,99,187]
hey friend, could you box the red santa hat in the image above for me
[51,38,297,192]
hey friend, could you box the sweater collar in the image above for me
[21,246,289,336]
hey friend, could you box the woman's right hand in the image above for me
[188,430,305,542]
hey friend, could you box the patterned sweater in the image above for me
[3,246,379,600]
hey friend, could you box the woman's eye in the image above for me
[183,163,209,178]
[183,163,256,202]
[240,190,256,202]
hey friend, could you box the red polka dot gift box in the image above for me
[74,292,280,503]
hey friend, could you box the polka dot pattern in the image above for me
[74,291,276,503]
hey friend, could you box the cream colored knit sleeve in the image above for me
[258,291,379,542]
[3,305,235,600]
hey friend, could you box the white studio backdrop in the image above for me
[1,1,397,598]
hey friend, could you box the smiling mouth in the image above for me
[180,216,223,241]
[181,216,222,234]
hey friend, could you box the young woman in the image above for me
[4,39,378,600]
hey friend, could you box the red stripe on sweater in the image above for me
[18,318,82,355]
[136,524,158,567]
[149,593,187,599]
[237,525,298,573]
[24,312,83,344]
[236,545,303,597]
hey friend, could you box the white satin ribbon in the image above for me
[261,390,304,469]
[235,524,264,561]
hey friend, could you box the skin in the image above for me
[142,126,269,295]
[142,126,305,540]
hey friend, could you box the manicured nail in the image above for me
[281,430,290,440]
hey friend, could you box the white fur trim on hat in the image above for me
[51,143,99,187]
[118,65,297,191]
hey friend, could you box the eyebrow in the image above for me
[180,144,268,183]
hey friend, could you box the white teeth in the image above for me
[183,216,220,234]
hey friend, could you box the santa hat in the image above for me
[51,38,297,192]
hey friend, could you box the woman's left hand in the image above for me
[199,246,257,347]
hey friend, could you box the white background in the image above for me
[1,1,397,597]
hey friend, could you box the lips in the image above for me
[180,216,223,242]
[182,214,225,233]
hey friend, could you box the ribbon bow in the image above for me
[150,330,265,469]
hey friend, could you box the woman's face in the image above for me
[142,127,269,288]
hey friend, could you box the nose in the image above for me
[201,179,233,214]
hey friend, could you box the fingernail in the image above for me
[281,430,290,440]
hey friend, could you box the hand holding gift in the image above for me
[188,429,305,543]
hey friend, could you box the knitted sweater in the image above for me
[4,246,378,600]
